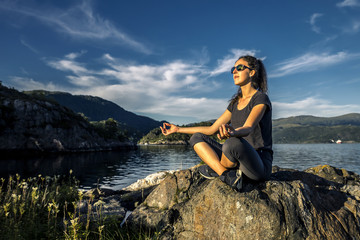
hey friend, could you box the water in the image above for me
[273,144,360,172]
[0,144,359,190]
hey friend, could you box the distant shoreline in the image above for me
[137,141,359,146]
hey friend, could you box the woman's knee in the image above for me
[189,132,206,148]
[222,137,245,157]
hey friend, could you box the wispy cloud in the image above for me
[273,97,360,119]
[9,76,59,91]
[46,53,102,87]
[351,21,360,32]
[209,49,260,76]
[309,13,323,34]
[342,20,360,34]
[309,35,338,49]
[337,0,360,7]
[65,50,87,60]
[0,0,151,54]
[269,51,358,78]
[47,59,89,76]
[343,78,360,85]
[20,39,40,54]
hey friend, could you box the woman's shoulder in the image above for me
[227,99,237,112]
[252,91,270,100]
[251,91,271,108]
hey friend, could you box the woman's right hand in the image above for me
[160,122,179,136]
[217,124,235,140]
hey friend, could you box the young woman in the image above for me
[160,55,272,191]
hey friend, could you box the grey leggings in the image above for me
[189,132,273,181]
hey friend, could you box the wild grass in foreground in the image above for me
[0,172,156,240]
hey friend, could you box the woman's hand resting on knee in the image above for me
[217,124,235,140]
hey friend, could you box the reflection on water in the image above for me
[0,145,200,190]
[1,144,359,190]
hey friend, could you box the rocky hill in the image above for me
[0,84,135,153]
[24,90,163,140]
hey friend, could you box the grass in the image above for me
[0,171,157,240]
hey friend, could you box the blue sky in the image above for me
[1,0,360,124]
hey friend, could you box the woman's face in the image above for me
[232,58,253,86]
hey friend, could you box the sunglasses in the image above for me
[231,64,253,74]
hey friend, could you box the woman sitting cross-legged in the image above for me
[160,55,273,191]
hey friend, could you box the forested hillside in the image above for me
[272,114,360,143]
[140,114,360,144]
[0,84,134,153]
[25,90,163,140]
[20,89,360,144]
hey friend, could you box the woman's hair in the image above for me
[229,55,268,104]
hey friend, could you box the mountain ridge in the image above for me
[273,113,360,126]
[139,113,360,144]
[22,89,360,144]
[273,113,360,143]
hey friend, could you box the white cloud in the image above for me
[65,50,87,60]
[46,54,104,87]
[309,13,323,34]
[41,52,228,122]
[0,0,151,54]
[273,97,360,119]
[100,54,214,93]
[209,49,259,76]
[269,51,357,78]
[9,77,59,91]
[337,0,360,7]
[47,59,89,76]
[76,83,228,122]
[47,51,92,70]
[67,75,102,87]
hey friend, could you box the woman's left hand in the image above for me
[160,122,179,136]
[217,124,235,140]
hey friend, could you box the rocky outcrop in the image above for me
[137,127,191,145]
[139,140,188,145]
[0,85,135,153]
[102,164,360,240]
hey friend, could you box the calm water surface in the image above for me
[1,144,359,190]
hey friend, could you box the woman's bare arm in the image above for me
[161,110,232,136]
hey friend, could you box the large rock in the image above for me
[127,165,360,240]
